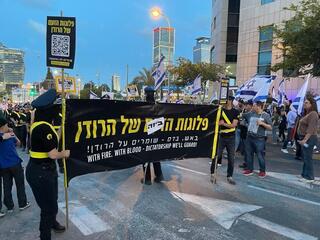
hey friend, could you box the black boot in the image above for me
[52,221,66,233]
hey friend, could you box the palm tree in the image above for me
[132,67,155,94]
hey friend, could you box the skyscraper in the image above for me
[152,27,175,67]
[211,0,240,85]
[112,74,121,92]
[193,37,211,64]
[0,43,25,91]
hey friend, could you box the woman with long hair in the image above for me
[297,95,319,182]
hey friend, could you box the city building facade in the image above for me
[193,37,211,64]
[211,0,319,97]
[0,43,25,91]
[112,74,121,92]
[152,27,175,67]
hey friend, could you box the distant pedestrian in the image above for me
[281,105,297,153]
[278,109,287,142]
[297,96,319,183]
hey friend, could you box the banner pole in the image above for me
[211,105,222,184]
[59,10,69,229]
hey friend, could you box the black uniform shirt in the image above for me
[220,108,240,137]
[30,123,58,163]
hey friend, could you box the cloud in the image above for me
[21,0,52,10]
[28,19,46,35]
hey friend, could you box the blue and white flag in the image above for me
[235,75,276,101]
[153,55,166,91]
[292,74,310,115]
[252,76,275,102]
[191,74,202,95]
[89,90,99,99]
[277,79,285,106]
[315,96,320,113]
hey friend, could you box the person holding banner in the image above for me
[297,96,318,183]
[210,96,239,185]
[25,89,70,240]
[141,87,164,185]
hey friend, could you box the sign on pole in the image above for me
[55,76,77,93]
[46,16,76,69]
[219,78,229,104]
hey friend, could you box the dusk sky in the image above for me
[0,0,211,88]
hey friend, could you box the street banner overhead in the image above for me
[46,16,76,69]
[65,99,219,183]
[55,76,76,93]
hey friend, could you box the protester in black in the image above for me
[141,87,164,185]
[211,96,239,185]
[25,89,70,240]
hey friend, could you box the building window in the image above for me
[257,26,273,75]
[261,0,274,5]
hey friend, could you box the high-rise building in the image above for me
[152,27,175,67]
[0,43,25,91]
[211,0,320,96]
[112,74,121,92]
[193,37,211,64]
[211,0,240,85]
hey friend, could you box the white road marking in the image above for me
[58,200,111,236]
[266,172,320,189]
[240,214,318,240]
[248,185,320,207]
[171,191,262,229]
[167,164,208,176]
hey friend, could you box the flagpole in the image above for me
[60,10,69,230]
[211,105,222,184]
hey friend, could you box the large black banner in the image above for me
[65,99,219,183]
[46,16,76,69]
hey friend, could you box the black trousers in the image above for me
[15,125,27,149]
[1,163,27,210]
[0,175,2,211]
[143,162,163,182]
[211,136,235,177]
[26,161,58,240]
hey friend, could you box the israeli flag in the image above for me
[191,74,202,95]
[277,79,285,106]
[292,74,310,115]
[235,75,276,101]
[153,55,166,91]
[252,76,275,102]
[315,96,320,113]
[89,90,99,99]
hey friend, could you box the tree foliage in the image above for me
[169,57,224,87]
[131,67,155,93]
[80,81,110,99]
[272,0,320,76]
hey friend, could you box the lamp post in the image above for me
[150,7,172,98]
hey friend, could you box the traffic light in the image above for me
[29,86,37,97]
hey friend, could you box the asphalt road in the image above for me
[0,142,319,240]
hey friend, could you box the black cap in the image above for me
[228,95,235,101]
[144,86,155,93]
[247,99,253,105]
[31,89,57,110]
[0,117,8,128]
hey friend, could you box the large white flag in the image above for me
[252,76,275,102]
[153,55,166,91]
[235,75,276,101]
[277,79,285,106]
[191,74,202,96]
[292,74,310,115]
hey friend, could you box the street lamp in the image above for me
[150,7,172,96]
